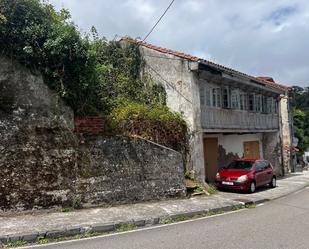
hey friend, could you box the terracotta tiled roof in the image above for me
[256,77,290,90]
[121,37,290,91]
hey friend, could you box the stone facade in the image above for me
[0,57,186,211]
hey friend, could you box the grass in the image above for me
[207,185,218,195]
[245,203,257,209]
[115,223,135,232]
[159,203,257,225]
[159,210,226,224]
[61,207,75,213]
[34,231,100,245]
[2,240,27,248]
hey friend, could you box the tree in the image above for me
[0,0,101,114]
[292,86,309,152]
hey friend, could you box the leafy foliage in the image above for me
[0,0,188,150]
[0,0,101,114]
[108,102,187,152]
[94,40,167,113]
[291,87,309,152]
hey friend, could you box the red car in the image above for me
[215,159,276,193]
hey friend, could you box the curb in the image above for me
[0,202,257,246]
[1,182,309,246]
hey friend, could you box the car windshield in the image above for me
[226,160,254,170]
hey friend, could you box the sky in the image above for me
[49,0,309,87]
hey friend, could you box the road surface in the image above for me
[22,187,309,249]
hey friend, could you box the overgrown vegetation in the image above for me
[291,86,309,152]
[0,0,188,151]
[206,185,218,195]
[108,102,187,151]
[115,223,135,232]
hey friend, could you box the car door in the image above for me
[263,160,273,184]
[255,161,265,187]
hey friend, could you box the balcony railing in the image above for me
[201,107,279,131]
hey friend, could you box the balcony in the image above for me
[201,107,279,132]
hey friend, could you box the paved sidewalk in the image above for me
[1,171,309,244]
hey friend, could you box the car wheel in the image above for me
[249,181,256,193]
[269,176,276,188]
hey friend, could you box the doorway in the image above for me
[203,137,218,182]
[243,141,260,159]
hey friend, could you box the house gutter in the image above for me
[192,61,285,95]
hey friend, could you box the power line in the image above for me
[143,0,176,42]
[146,63,193,105]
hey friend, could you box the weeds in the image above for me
[207,185,218,195]
[115,223,134,232]
[2,240,27,248]
[245,203,256,209]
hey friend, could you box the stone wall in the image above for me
[76,136,185,206]
[0,57,186,211]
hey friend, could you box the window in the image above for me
[200,86,205,105]
[255,94,262,112]
[262,96,267,113]
[240,93,247,110]
[248,94,255,111]
[211,87,221,108]
[267,97,273,113]
[222,87,230,108]
[231,89,240,109]
[264,161,271,169]
[274,99,278,113]
[200,86,212,107]
[226,160,254,170]
[256,161,265,171]
[266,97,278,114]
[205,87,211,106]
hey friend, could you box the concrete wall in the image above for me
[140,47,205,182]
[262,132,283,176]
[205,133,264,168]
[0,57,186,211]
[279,95,292,173]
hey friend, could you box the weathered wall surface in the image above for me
[139,46,205,182]
[205,133,264,168]
[77,136,185,206]
[0,57,186,211]
[279,95,292,173]
[262,132,283,176]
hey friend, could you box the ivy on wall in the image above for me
[0,0,188,151]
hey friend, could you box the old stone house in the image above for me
[121,38,294,183]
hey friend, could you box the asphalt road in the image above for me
[22,187,309,249]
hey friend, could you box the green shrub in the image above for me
[108,102,188,152]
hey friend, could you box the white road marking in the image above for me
[16,209,247,249]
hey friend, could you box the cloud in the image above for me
[49,0,309,87]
